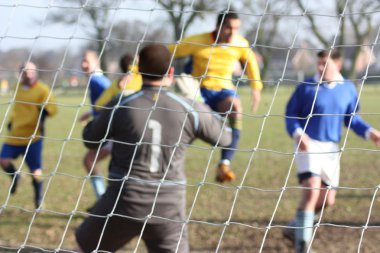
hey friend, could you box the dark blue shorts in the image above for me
[0,139,43,171]
[200,88,239,111]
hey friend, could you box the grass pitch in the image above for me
[0,84,380,252]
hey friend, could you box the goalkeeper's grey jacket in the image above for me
[83,85,231,223]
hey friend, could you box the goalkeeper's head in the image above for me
[215,8,240,43]
[138,44,174,86]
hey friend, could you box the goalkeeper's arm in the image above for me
[82,99,115,149]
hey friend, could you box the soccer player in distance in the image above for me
[0,61,57,208]
[79,50,111,200]
[94,53,142,111]
[75,44,232,253]
[285,49,380,253]
[168,9,263,183]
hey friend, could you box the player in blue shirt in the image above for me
[285,50,380,253]
[79,50,111,200]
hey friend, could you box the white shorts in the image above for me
[295,139,340,187]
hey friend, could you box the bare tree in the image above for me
[243,1,296,80]
[155,0,221,40]
[295,0,380,79]
[49,0,120,71]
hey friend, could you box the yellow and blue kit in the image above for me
[5,81,57,146]
[95,65,142,110]
[168,32,263,91]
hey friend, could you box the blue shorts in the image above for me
[0,139,43,171]
[200,88,239,111]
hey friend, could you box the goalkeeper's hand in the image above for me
[174,73,203,102]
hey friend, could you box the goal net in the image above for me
[0,0,380,252]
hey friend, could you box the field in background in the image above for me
[0,85,380,252]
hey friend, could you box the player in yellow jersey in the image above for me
[169,10,263,182]
[94,53,142,111]
[0,62,57,208]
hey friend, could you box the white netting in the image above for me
[0,1,380,252]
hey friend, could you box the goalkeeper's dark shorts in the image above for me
[75,190,189,253]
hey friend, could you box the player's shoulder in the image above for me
[183,32,213,44]
[91,73,111,85]
[341,79,357,93]
[231,34,250,47]
[294,77,317,92]
[35,81,51,92]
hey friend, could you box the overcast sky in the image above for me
[0,0,216,52]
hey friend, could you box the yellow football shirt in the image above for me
[168,32,263,91]
[7,81,57,145]
[95,65,142,110]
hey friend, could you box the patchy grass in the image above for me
[0,85,380,252]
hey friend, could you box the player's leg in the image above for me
[314,184,337,214]
[215,92,242,182]
[25,139,44,208]
[295,174,321,253]
[0,144,22,194]
[315,147,340,214]
[144,222,189,253]
[76,189,140,252]
[83,144,111,199]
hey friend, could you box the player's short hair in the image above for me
[119,54,134,73]
[216,9,239,26]
[317,49,342,60]
[138,44,172,81]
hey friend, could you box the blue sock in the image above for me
[91,176,106,199]
[32,178,43,208]
[221,128,240,161]
[295,210,314,253]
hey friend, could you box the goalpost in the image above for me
[0,1,380,252]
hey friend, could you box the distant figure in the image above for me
[168,9,263,183]
[0,62,57,208]
[94,53,142,111]
[75,44,232,253]
[284,50,380,253]
[80,50,111,200]
[1,79,9,95]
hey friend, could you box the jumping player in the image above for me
[168,9,263,183]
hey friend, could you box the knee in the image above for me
[0,159,10,169]
[32,169,42,181]
[325,195,335,207]
[83,152,93,169]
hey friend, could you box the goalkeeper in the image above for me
[285,49,380,253]
[168,9,263,183]
[75,44,231,253]
[0,61,57,208]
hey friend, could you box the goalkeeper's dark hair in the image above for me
[138,44,172,81]
[216,8,239,26]
[317,49,342,60]
[119,53,134,73]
